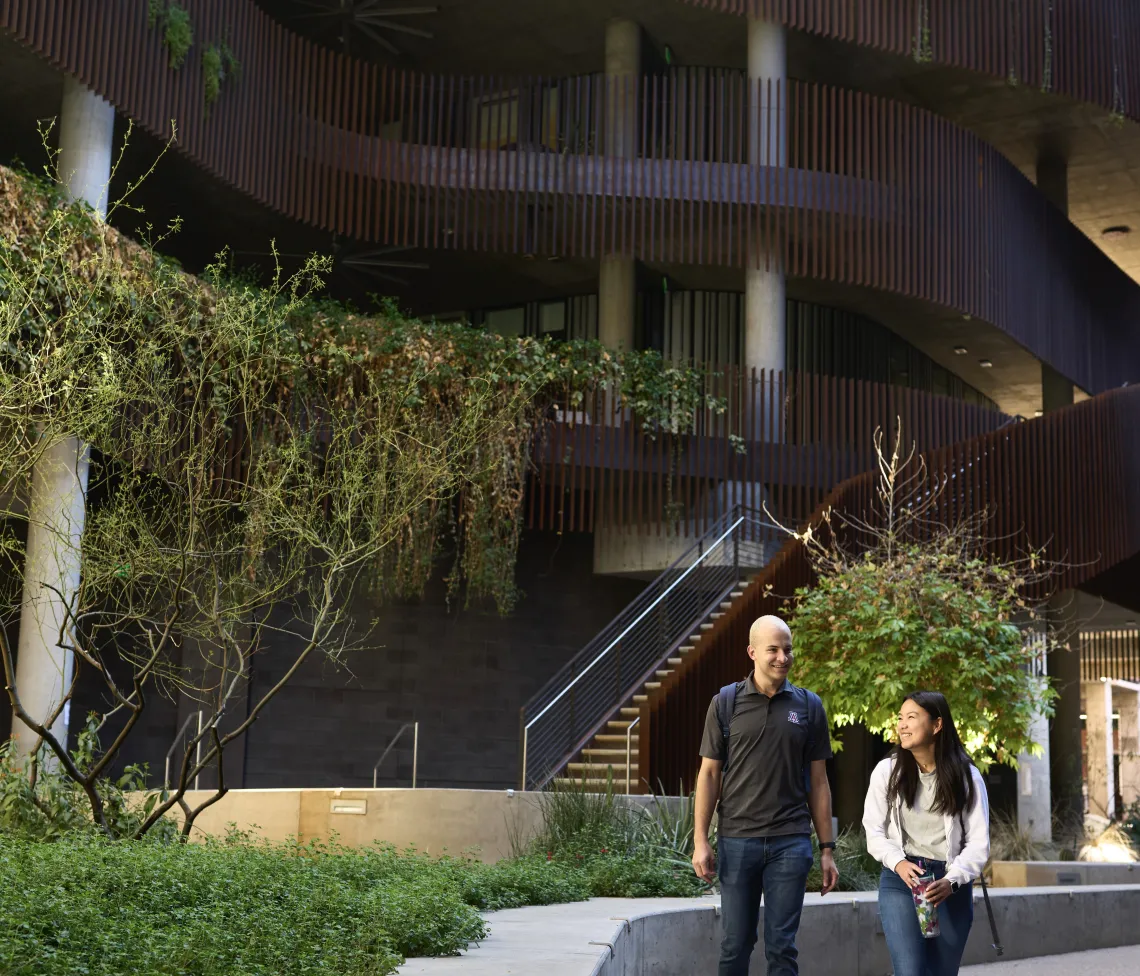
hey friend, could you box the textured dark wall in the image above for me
[237,530,642,790]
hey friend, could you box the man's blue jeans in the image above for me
[878,857,974,976]
[717,834,814,976]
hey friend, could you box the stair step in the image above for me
[710,612,724,620]
[720,601,733,609]
[738,580,749,587]
[644,681,662,690]
[729,591,744,598]
[581,748,632,759]
[595,734,639,745]
[633,694,648,703]
[655,669,672,679]
[566,762,636,773]
[700,623,714,630]
[554,778,636,790]
[620,707,640,718]
[607,720,634,731]
[679,645,695,653]
[667,657,682,666]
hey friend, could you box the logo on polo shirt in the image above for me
[787,711,801,725]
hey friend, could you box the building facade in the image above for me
[3,1,1140,828]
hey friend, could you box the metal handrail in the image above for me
[624,715,641,795]
[525,515,746,733]
[164,710,204,791]
[373,721,419,789]
[519,505,779,791]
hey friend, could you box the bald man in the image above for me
[692,614,838,976]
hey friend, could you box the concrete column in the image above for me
[598,256,636,351]
[598,18,640,353]
[1116,685,1139,811]
[745,18,786,400]
[58,76,115,218]
[1083,680,1116,821]
[12,77,112,762]
[13,438,92,758]
[1017,624,1053,842]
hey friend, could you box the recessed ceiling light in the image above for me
[979,359,993,368]
[953,346,968,355]
[1035,409,1044,417]
[1102,225,1131,240]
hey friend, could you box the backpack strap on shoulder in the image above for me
[717,681,742,773]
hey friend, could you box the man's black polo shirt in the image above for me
[699,676,832,838]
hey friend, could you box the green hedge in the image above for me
[0,836,702,976]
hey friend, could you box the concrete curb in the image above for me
[399,886,1140,975]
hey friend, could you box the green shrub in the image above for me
[0,837,487,975]
[806,826,880,892]
[0,730,177,843]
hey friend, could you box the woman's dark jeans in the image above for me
[718,834,814,976]
[878,856,974,976]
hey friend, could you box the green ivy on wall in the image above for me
[147,0,194,70]
[202,42,241,112]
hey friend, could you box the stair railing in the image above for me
[518,506,779,791]
[164,710,204,791]
[624,715,641,795]
[373,721,419,789]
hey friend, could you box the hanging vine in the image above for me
[147,0,193,70]
[911,0,933,63]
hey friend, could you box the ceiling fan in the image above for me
[289,1,439,58]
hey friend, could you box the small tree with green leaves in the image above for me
[775,429,1058,768]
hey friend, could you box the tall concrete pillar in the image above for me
[58,76,115,218]
[598,18,640,354]
[12,77,113,762]
[745,17,786,432]
[1017,624,1053,842]
[1083,680,1116,821]
[1117,684,1140,811]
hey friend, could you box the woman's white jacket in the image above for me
[862,755,990,886]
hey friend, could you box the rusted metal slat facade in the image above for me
[640,386,1140,792]
[2,2,1139,395]
[527,367,1011,536]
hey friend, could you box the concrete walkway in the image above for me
[397,890,1140,976]
[961,945,1140,975]
[397,897,712,975]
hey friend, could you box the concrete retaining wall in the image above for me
[591,886,1140,976]
[161,788,672,862]
[992,860,1140,887]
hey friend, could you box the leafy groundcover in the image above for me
[0,834,701,976]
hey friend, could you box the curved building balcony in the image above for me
[3,0,1140,402]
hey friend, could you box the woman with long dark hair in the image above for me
[863,691,990,976]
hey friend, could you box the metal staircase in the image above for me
[561,574,754,792]
[518,507,777,793]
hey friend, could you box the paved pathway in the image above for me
[961,945,1140,975]
[397,897,711,975]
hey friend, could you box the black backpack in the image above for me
[716,679,822,794]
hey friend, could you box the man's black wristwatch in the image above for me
[949,881,961,893]
[819,841,836,851]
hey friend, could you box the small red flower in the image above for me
[600,848,608,854]
[546,851,553,861]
